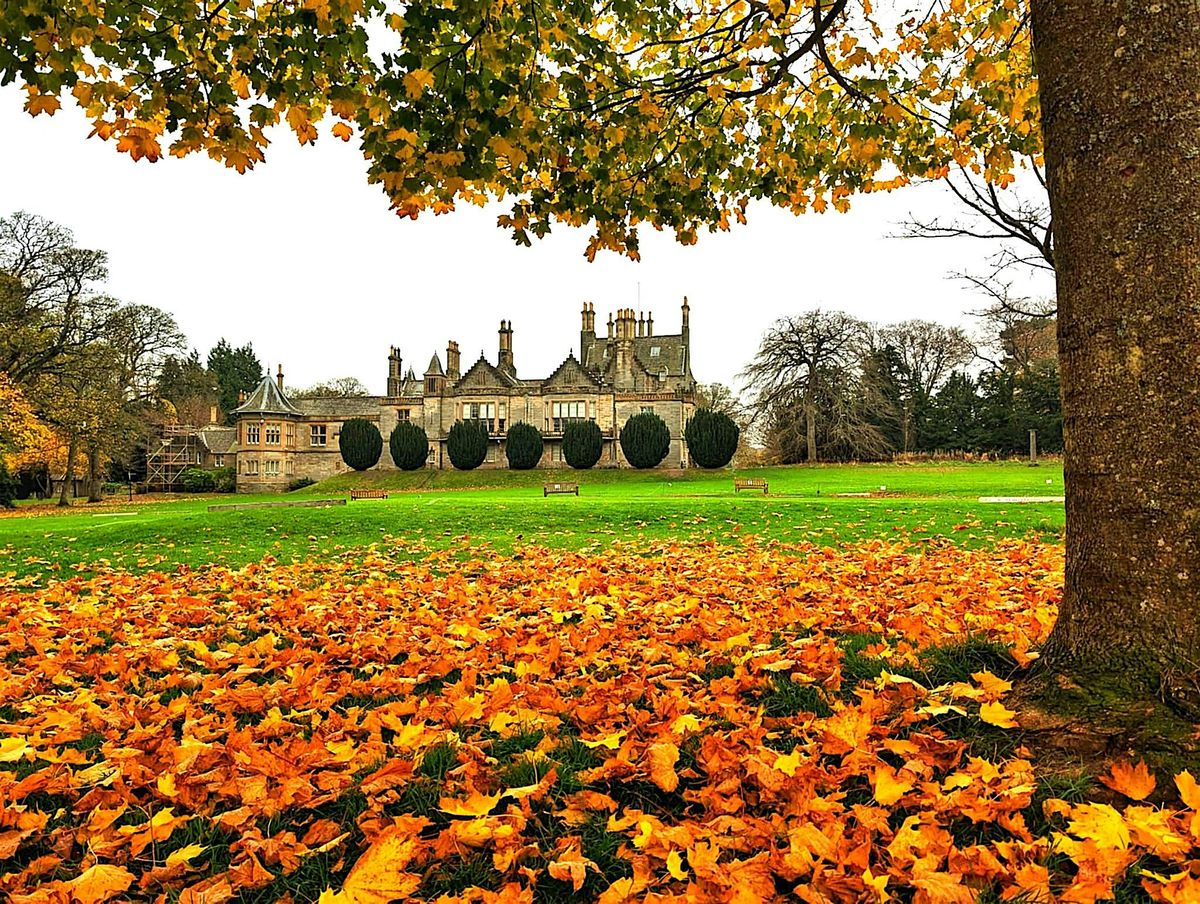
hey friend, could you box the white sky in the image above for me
[0,84,1053,393]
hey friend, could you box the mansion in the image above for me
[229,300,700,491]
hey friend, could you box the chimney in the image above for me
[238,389,247,404]
[276,364,284,392]
[607,312,614,339]
[209,405,218,424]
[498,320,514,374]
[580,303,596,364]
[387,346,403,396]
[681,295,691,331]
[637,311,645,337]
[446,340,461,380]
[647,311,654,337]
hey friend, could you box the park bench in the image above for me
[543,481,580,497]
[733,477,769,495]
[349,489,389,501]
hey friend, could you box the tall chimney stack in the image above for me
[647,311,654,337]
[446,340,461,380]
[498,320,514,374]
[276,364,284,392]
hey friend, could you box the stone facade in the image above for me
[233,300,699,492]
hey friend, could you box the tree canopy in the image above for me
[2,0,1037,258]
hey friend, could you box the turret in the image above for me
[424,352,446,395]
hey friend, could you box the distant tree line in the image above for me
[740,310,1060,464]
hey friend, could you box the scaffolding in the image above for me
[145,424,203,491]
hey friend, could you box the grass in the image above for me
[0,461,1062,581]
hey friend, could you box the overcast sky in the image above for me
[1,85,1053,393]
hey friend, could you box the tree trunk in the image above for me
[804,399,818,463]
[87,445,102,502]
[1032,0,1200,683]
[58,432,78,507]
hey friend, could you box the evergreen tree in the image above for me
[207,339,263,421]
[1013,362,1063,453]
[339,418,382,471]
[0,461,16,508]
[924,372,983,453]
[685,408,739,469]
[447,419,489,470]
[620,412,671,468]
[562,420,603,469]
[389,421,429,471]
[504,422,544,470]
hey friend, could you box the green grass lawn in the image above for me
[0,461,1063,582]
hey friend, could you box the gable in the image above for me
[456,357,514,390]
[543,354,601,390]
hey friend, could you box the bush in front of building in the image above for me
[621,412,671,469]
[390,421,430,471]
[287,476,315,491]
[448,419,489,470]
[562,420,603,469]
[504,422,544,470]
[685,408,740,469]
[340,418,383,471]
[0,462,17,508]
[179,467,217,492]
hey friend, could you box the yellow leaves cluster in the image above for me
[0,540,1195,901]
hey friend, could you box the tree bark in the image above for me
[58,432,78,507]
[805,399,818,463]
[87,445,102,502]
[1032,0,1200,682]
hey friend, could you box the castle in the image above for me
[231,300,699,491]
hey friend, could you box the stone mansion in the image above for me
[231,300,700,491]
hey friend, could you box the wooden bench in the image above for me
[733,478,768,495]
[543,481,579,497]
[349,489,389,501]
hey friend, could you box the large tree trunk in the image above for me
[804,400,818,463]
[58,432,78,507]
[1032,0,1200,683]
[87,445,102,502]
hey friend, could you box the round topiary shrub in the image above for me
[390,421,429,471]
[339,418,383,471]
[562,420,603,469]
[620,411,671,469]
[505,422,544,470]
[685,408,740,468]
[448,419,489,470]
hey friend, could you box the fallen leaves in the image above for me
[1101,760,1157,801]
[0,539,1194,902]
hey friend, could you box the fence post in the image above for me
[1029,430,1039,466]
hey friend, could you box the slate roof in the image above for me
[234,376,303,417]
[295,397,386,417]
[425,353,445,376]
[582,333,690,378]
[196,425,237,454]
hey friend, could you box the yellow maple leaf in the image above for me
[666,849,688,880]
[979,700,1018,729]
[646,741,679,793]
[439,790,503,817]
[332,122,353,142]
[1100,760,1156,801]
[330,820,424,903]
[403,69,435,99]
[67,864,135,904]
[25,92,60,116]
[1174,770,1200,809]
[582,729,626,749]
[1067,802,1131,850]
[165,844,207,868]
[0,736,31,762]
[773,747,804,777]
[873,763,915,806]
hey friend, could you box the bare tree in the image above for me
[740,311,868,463]
[874,320,976,452]
[294,376,371,398]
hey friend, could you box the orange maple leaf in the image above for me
[1100,760,1156,801]
[646,741,680,793]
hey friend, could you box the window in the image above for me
[214,455,225,467]
[311,425,327,447]
[551,444,562,462]
[264,460,280,477]
[642,406,654,415]
[498,403,506,433]
[244,459,259,476]
[396,409,410,422]
[286,423,296,448]
[426,378,439,394]
[486,444,496,463]
[552,400,587,433]
[247,424,261,444]
[285,459,294,475]
[265,424,281,445]
[650,346,661,357]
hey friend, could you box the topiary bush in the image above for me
[504,422,544,470]
[620,412,671,468]
[179,467,217,492]
[448,419,489,470]
[685,408,740,468]
[390,421,430,471]
[340,418,383,471]
[562,420,603,469]
[0,462,17,508]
